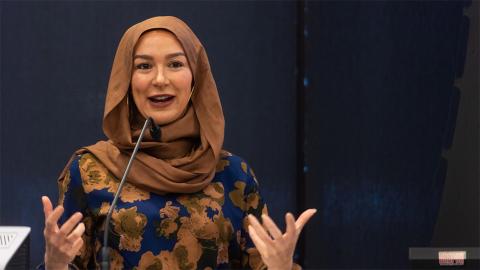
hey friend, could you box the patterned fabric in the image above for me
[57,150,272,269]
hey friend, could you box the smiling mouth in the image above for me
[148,95,175,103]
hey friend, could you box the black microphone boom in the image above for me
[101,117,154,270]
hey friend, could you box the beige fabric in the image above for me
[59,16,224,194]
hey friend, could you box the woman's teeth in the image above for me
[149,96,174,102]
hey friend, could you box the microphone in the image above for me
[149,117,161,141]
[101,117,156,270]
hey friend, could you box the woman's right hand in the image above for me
[42,196,85,270]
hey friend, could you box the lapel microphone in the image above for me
[101,117,159,270]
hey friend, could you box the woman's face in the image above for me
[131,30,193,125]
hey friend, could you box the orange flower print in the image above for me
[229,181,246,211]
[79,154,118,194]
[157,201,180,238]
[241,161,248,174]
[58,169,71,205]
[119,182,150,203]
[99,202,110,215]
[160,201,180,219]
[135,251,179,270]
[109,249,124,269]
[216,159,230,172]
[203,182,224,201]
[111,206,147,252]
[246,192,260,210]
[174,228,203,270]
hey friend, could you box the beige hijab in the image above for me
[59,16,224,194]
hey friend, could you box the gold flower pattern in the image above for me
[111,206,147,252]
[55,152,299,269]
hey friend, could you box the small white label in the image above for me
[0,232,16,248]
[438,251,466,266]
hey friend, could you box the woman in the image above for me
[41,16,316,269]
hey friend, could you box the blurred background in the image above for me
[0,0,478,269]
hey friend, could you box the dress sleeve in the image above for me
[238,163,268,270]
[57,155,95,269]
[235,161,302,270]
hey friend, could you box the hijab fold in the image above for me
[59,16,224,195]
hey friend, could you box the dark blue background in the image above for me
[0,1,477,269]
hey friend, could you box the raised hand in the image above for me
[42,196,85,270]
[247,209,317,270]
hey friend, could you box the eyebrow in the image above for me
[133,52,186,60]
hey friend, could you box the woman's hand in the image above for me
[42,196,85,270]
[247,209,317,270]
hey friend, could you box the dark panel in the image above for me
[304,1,466,268]
[0,0,3,225]
[0,1,296,265]
[432,0,479,249]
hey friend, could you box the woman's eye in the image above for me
[169,61,184,68]
[136,63,151,70]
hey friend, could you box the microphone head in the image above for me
[148,117,161,141]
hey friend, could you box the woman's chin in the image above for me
[149,113,179,126]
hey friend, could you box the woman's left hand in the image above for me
[247,209,317,270]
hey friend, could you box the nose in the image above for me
[152,67,169,86]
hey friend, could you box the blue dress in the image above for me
[56,150,273,269]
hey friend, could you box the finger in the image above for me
[295,209,317,233]
[59,212,83,236]
[248,214,274,245]
[62,236,84,260]
[45,205,64,232]
[285,212,296,241]
[71,237,84,255]
[66,223,85,243]
[261,214,283,240]
[42,196,53,221]
[248,225,267,252]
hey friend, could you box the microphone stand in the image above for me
[101,117,155,270]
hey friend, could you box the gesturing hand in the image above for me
[42,196,85,270]
[247,209,317,270]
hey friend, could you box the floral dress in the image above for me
[55,150,273,269]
